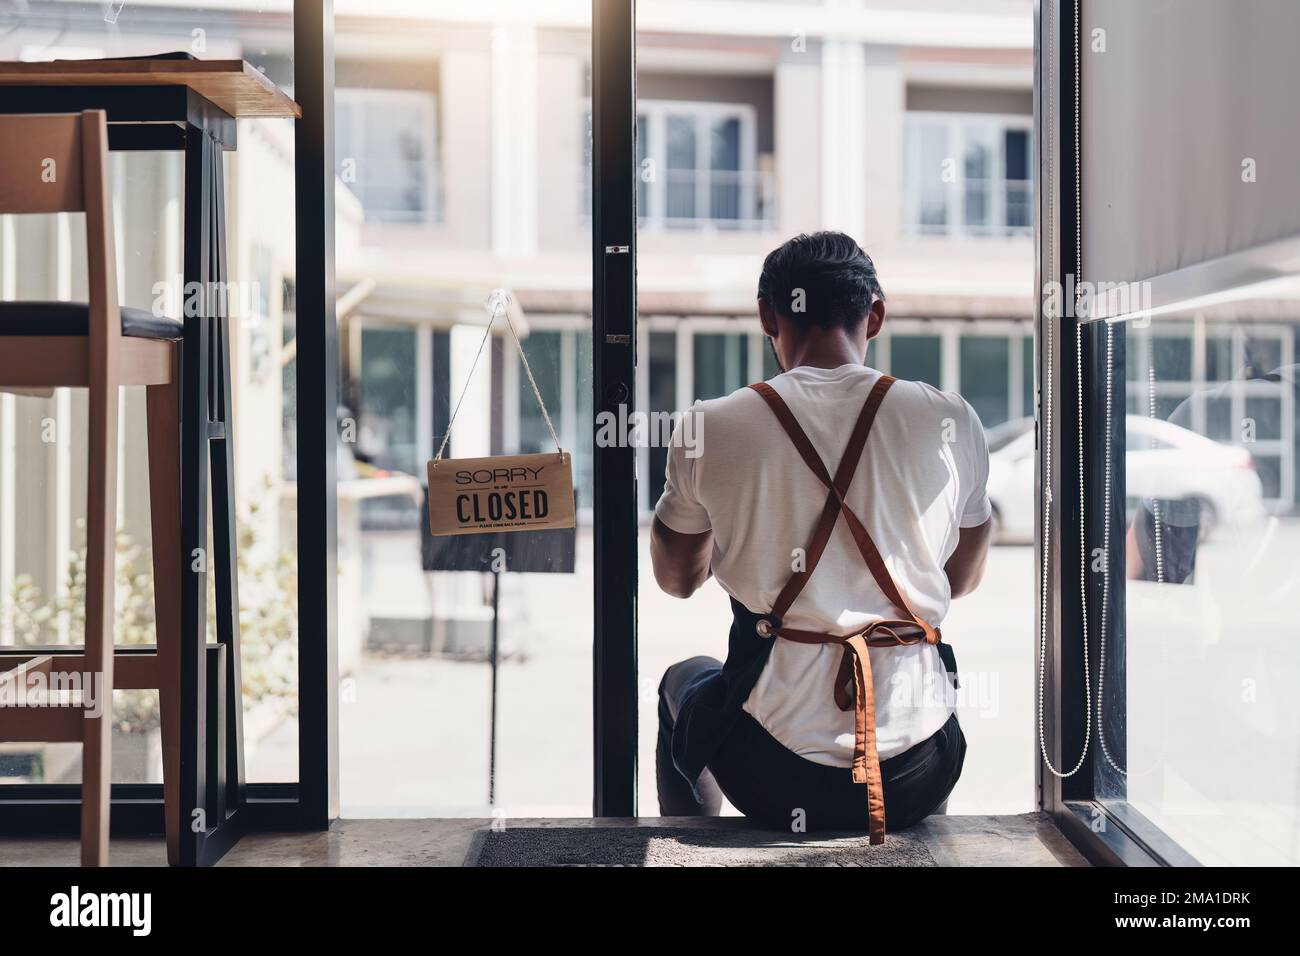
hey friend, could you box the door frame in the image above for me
[591,0,639,816]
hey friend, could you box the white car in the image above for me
[986,416,1265,544]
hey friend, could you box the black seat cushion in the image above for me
[0,301,183,340]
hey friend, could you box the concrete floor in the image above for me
[0,812,1087,867]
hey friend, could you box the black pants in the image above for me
[657,655,966,832]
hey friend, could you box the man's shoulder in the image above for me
[688,383,768,421]
[884,377,983,425]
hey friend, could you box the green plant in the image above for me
[6,475,298,734]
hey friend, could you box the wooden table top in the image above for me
[0,58,300,119]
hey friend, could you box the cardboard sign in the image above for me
[427,452,575,537]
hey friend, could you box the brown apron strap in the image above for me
[747,373,937,845]
[749,375,934,637]
[844,634,886,844]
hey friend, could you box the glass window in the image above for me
[358,328,420,476]
[637,101,766,231]
[1152,333,1194,382]
[959,336,1012,428]
[517,331,564,455]
[693,332,752,401]
[709,117,742,222]
[665,114,699,223]
[336,88,440,224]
[646,331,678,509]
[905,113,1034,238]
[1004,129,1032,229]
[914,123,950,233]
[335,16,595,818]
[0,2,298,789]
[889,334,942,387]
[962,126,994,231]
[1022,334,1035,418]
[1113,303,1298,865]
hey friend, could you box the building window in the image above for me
[633,101,771,231]
[888,333,943,387]
[642,101,764,230]
[904,113,1033,238]
[336,88,440,224]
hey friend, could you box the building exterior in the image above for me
[330,0,1040,521]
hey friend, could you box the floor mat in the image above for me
[465,825,937,867]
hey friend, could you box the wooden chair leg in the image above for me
[147,375,182,866]
[81,371,119,868]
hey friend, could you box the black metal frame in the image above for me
[590,0,639,817]
[1036,0,1199,868]
[294,0,340,831]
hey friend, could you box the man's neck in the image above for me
[785,341,866,371]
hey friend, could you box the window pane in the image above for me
[646,332,678,508]
[709,117,742,221]
[960,337,1011,428]
[518,332,564,454]
[336,13,595,817]
[359,328,420,475]
[693,332,750,401]
[1022,335,1035,417]
[1004,129,1032,231]
[635,16,1036,823]
[1152,332,1194,381]
[916,123,949,232]
[962,128,993,230]
[0,4,298,788]
[665,115,697,221]
[1004,128,1030,181]
[889,334,942,387]
[336,90,437,223]
[1118,306,1298,864]
[1206,331,1234,381]
[666,115,697,169]
[710,117,741,171]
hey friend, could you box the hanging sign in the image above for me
[427,452,575,537]
[425,288,576,538]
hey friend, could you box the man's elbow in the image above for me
[650,518,708,598]
[656,572,699,600]
[949,561,987,598]
[947,518,994,598]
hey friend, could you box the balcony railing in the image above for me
[640,167,776,232]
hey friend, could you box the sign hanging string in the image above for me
[433,292,562,462]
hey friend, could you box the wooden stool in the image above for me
[0,110,182,866]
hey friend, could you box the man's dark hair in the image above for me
[756,231,885,330]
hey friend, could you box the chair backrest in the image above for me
[0,111,105,214]
[0,110,118,345]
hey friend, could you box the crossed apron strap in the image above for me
[747,374,940,844]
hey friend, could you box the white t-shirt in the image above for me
[654,363,991,765]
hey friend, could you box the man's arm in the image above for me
[651,516,713,599]
[944,518,993,598]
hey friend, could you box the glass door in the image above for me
[333,5,605,818]
[634,0,1037,817]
